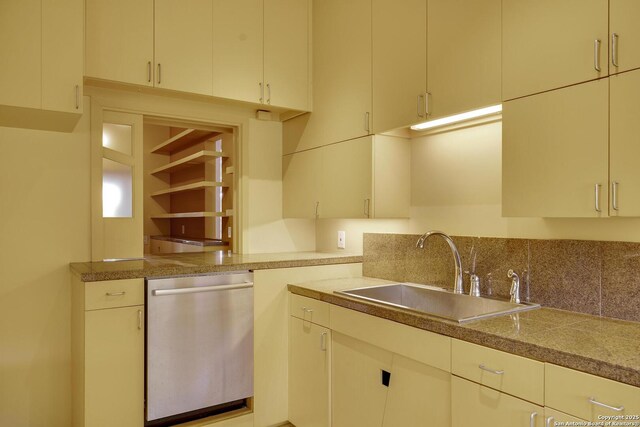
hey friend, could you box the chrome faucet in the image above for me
[416,231,464,294]
[507,269,520,304]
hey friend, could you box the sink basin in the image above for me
[335,283,539,323]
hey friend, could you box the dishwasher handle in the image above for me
[152,282,253,296]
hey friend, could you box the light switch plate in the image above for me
[337,230,346,249]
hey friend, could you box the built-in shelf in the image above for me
[225,166,235,174]
[150,150,227,175]
[150,211,231,219]
[150,181,228,197]
[151,129,220,154]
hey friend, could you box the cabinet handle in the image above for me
[259,82,263,103]
[478,364,504,375]
[425,92,431,116]
[417,94,425,118]
[315,201,319,218]
[266,83,271,105]
[594,183,602,213]
[301,307,313,314]
[137,309,143,330]
[147,61,152,83]
[105,291,126,297]
[157,63,161,84]
[589,397,624,412]
[612,181,619,211]
[364,112,370,133]
[75,85,79,110]
[545,416,555,427]
[594,39,601,72]
[364,198,370,218]
[320,332,327,351]
[612,33,619,67]
[530,412,538,427]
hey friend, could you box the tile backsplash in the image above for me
[363,233,640,322]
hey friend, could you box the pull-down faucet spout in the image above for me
[416,231,464,294]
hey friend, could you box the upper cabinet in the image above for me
[0,0,82,132]
[502,0,608,101]
[85,0,153,87]
[427,0,501,120]
[85,0,310,111]
[154,0,214,96]
[371,0,427,134]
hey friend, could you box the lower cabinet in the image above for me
[452,376,544,427]
[289,317,331,427]
[544,407,586,425]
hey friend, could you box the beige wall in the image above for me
[242,119,316,253]
[317,119,640,253]
[0,107,91,427]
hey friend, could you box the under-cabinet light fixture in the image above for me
[410,104,502,131]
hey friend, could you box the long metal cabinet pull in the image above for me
[266,83,271,104]
[612,181,619,211]
[259,82,263,103]
[417,94,424,118]
[594,183,601,212]
[545,416,555,427]
[147,61,152,83]
[530,412,537,427]
[320,332,327,351]
[138,309,142,330]
[157,63,161,84]
[589,397,624,412]
[75,85,79,109]
[152,282,253,296]
[315,201,319,218]
[425,92,431,116]
[612,33,619,67]
[364,198,370,218]
[478,364,504,375]
[106,291,126,296]
[594,39,601,71]
[364,112,370,133]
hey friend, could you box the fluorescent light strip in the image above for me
[410,104,502,131]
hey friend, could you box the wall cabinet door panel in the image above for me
[212,0,263,104]
[427,0,501,119]
[264,0,310,111]
[610,0,640,75]
[85,0,153,87]
[282,149,322,219]
[155,0,213,96]
[502,0,608,101]
[372,0,426,134]
[502,79,608,217]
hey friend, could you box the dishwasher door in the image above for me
[146,271,253,423]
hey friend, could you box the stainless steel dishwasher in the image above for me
[146,271,253,426]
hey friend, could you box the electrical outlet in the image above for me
[337,231,346,249]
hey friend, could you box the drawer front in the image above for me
[330,305,451,372]
[290,293,330,327]
[452,339,544,405]
[85,278,145,310]
[546,364,640,422]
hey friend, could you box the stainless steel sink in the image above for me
[335,283,539,323]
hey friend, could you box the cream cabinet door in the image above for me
[332,332,392,427]
[264,0,310,111]
[502,79,609,217]
[381,354,451,427]
[289,317,330,427]
[371,0,426,134]
[283,149,322,219]
[321,136,373,219]
[85,0,153,87]
[85,306,144,427]
[154,0,213,96]
[211,0,263,104]
[610,70,640,217]
[502,0,608,101]
[427,0,501,119]
[0,0,41,109]
[610,0,640,75]
[452,376,544,427]
[42,0,83,114]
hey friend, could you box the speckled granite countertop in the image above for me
[289,277,640,388]
[70,252,362,282]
